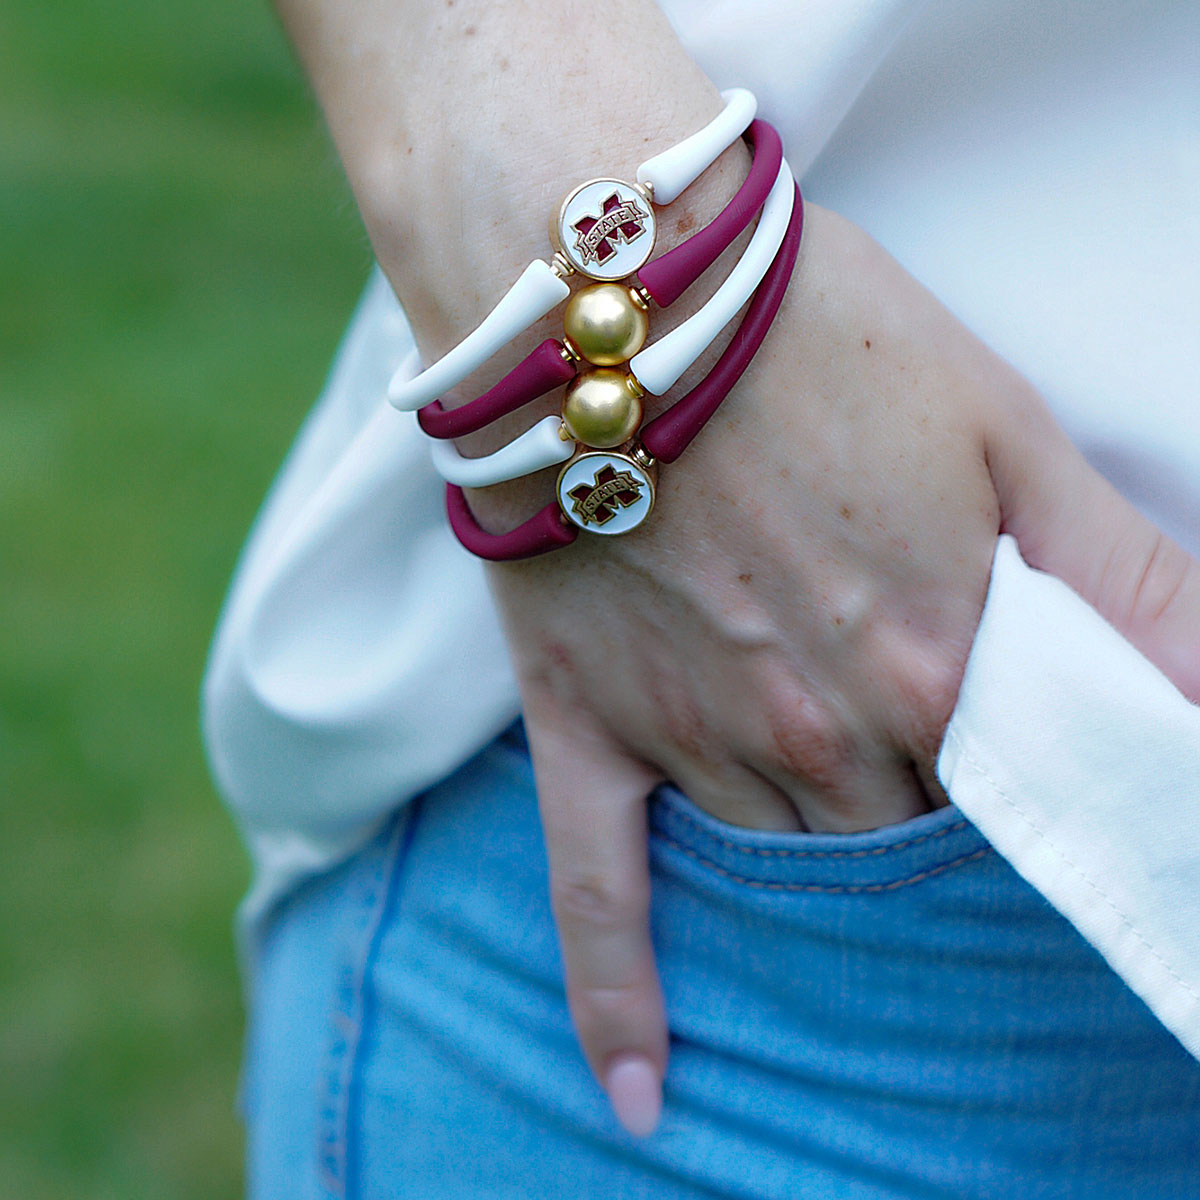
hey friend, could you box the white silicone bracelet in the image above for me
[637,88,756,204]
[630,160,794,397]
[428,414,574,488]
[388,262,570,412]
[388,90,757,414]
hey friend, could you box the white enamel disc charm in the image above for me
[557,451,655,535]
[554,179,656,281]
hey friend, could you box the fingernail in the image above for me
[605,1055,662,1138]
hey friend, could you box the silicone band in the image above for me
[388,261,570,412]
[631,161,794,397]
[447,178,804,560]
[636,119,782,309]
[641,180,804,462]
[388,91,757,414]
[446,487,577,561]
[429,414,573,487]
[637,88,756,205]
[420,120,782,442]
[417,339,575,440]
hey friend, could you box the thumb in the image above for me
[986,394,1200,701]
[520,677,670,1137]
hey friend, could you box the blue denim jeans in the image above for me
[241,723,1200,1198]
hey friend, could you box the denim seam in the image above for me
[944,726,1200,1003]
[660,804,971,859]
[315,811,414,1199]
[658,834,990,892]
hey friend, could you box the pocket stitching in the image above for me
[662,803,971,860]
[658,833,990,893]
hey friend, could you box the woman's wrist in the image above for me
[275,0,741,332]
[447,140,756,537]
[273,0,768,533]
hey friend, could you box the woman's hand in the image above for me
[270,0,1200,1139]
[482,204,1200,1136]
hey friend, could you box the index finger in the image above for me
[522,688,669,1138]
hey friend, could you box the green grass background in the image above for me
[1,1,371,1194]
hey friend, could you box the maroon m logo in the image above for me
[568,464,643,526]
[572,192,648,267]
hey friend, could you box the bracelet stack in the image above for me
[387,90,803,560]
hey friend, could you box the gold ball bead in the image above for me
[562,370,644,449]
[562,283,649,366]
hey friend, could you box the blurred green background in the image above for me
[1,1,370,1194]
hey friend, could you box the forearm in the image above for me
[272,0,745,344]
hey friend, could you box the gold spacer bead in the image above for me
[561,282,650,367]
[562,369,644,449]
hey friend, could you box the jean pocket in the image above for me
[648,785,991,898]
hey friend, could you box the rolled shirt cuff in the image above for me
[939,534,1200,1061]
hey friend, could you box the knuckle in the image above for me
[757,671,856,790]
[1129,532,1192,626]
[1096,527,1191,629]
[646,667,720,765]
[568,983,653,1067]
[570,978,648,1036]
[891,643,969,759]
[521,637,578,701]
[662,694,716,762]
[853,623,971,762]
[552,872,644,933]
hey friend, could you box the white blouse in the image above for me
[203,0,1200,1058]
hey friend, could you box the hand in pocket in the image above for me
[483,205,1200,1135]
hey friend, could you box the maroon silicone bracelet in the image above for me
[641,180,804,463]
[419,120,783,442]
[446,485,577,560]
[417,339,575,440]
[445,180,804,561]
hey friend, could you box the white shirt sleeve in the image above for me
[201,274,521,932]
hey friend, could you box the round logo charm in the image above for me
[554,178,656,282]
[557,451,655,535]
